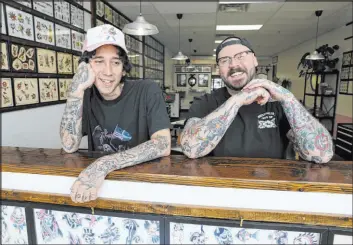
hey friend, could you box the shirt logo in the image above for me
[258,112,277,129]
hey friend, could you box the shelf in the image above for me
[306,70,339,75]
[305,93,336,97]
[340,79,353,82]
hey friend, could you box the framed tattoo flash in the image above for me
[96,18,104,26]
[34,16,55,46]
[96,0,104,17]
[55,24,71,49]
[176,74,187,87]
[6,5,34,41]
[73,55,80,73]
[39,78,59,102]
[342,51,352,66]
[104,4,113,23]
[59,78,72,100]
[1,3,6,35]
[71,30,84,52]
[112,10,120,27]
[36,48,57,74]
[71,4,84,29]
[57,52,73,74]
[14,0,32,8]
[198,74,209,87]
[1,78,14,108]
[54,0,70,24]
[10,43,36,72]
[33,0,54,17]
[14,78,39,106]
[1,42,10,71]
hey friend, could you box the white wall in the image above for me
[1,104,88,149]
[276,24,353,119]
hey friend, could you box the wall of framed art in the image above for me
[0,0,92,113]
[339,50,353,95]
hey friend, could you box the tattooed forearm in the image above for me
[80,135,170,181]
[69,63,89,95]
[180,95,243,159]
[281,97,333,163]
[60,98,84,153]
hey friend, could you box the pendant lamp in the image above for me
[306,10,324,60]
[122,0,159,36]
[186,38,195,69]
[172,14,188,60]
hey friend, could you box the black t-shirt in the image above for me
[186,87,291,158]
[82,79,170,153]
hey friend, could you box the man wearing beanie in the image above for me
[60,24,171,203]
[180,36,333,163]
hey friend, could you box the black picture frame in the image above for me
[0,41,10,71]
[198,74,209,87]
[176,74,187,87]
[9,42,37,73]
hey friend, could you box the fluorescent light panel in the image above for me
[219,1,284,3]
[216,25,262,31]
[215,40,222,43]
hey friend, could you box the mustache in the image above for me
[228,68,246,76]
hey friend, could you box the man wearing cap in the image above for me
[180,37,333,163]
[60,24,171,203]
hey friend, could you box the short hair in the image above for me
[78,45,132,75]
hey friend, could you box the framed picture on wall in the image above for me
[33,0,54,17]
[57,52,73,74]
[54,0,70,24]
[37,48,57,73]
[14,78,39,106]
[176,74,187,87]
[55,24,71,49]
[71,4,84,29]
[6,5,34,41]
[10,43,36,72]
[14,0,32,8]
[342,51,352,66]
[71,30,84,52]
[96,0,104,17]
[1,3,7,35]
[198,74,209,87]
[73,55,80,73]
[1,78,14,108]
[104,4,113,22]
[1,42,10,71]
[34,17,55,46]
[39,78,59,102]
[59,78,72,100]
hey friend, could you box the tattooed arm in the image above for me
[243,79,334,163]
[180,88,271,159]
[70,129,171,203]
[60,63,95,153]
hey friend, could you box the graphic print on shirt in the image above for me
[92,124,132,153]
[257,112,277,129]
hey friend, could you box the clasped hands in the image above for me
[240,79,294,106]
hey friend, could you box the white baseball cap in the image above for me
[82,24,128,54]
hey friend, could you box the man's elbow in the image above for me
[61,143,79,153]
[60,132,79,153]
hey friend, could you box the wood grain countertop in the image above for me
[1,146,352,194]
[2,146,352,228]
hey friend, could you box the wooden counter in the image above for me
[1,146,353,244]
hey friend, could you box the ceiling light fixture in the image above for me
[172,14,188,60]
[306,10,324,60]
[219,1,284,3]
[122,0,159,36]
[216,25,263,30]
[215,40,223,43]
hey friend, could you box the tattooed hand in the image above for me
[70,156,117,203]
[242,79,294,102]
[238,87,271,106]
[68,62,96,98]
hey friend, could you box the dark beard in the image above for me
[222,67,256,91]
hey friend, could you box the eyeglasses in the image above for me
[217,50,253,67]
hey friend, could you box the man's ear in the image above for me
[253,55,258,67]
